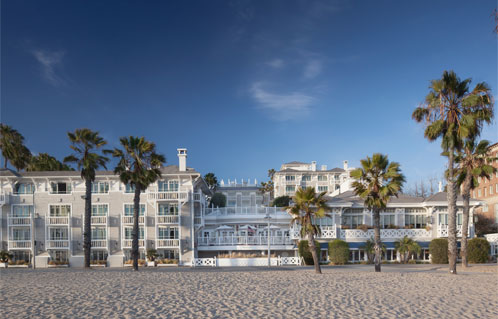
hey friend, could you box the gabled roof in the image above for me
[424,192,465,202]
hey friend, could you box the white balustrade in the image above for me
[197,236,293,246]
[147,192,187,200]
[205,207,285,216]
[91,216,107,225]
[484,233,498,243]
[156,239,180,248]
[122,239,145,248]
[156,215,179,224]
[8,240,32,249]
[122,216,145,224]
[437,225,463,238]
[8,217,31,225]
[192,257,217,267]
[46,240,70,248]
[91,240,108,248]
[46,217,70,225]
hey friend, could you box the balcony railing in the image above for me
[46,240,70,249]
[91,239,108,248]
[437,225,463,238]
[122,216,145,224]
[147,192,188,201]
[205,207,282,216]
[8,217,31,225]
[46,217,70,225]
[339,228,432,240]
[156,239,180,248]
[91,216,107,225]
[156,215,179,224]
[197,236,293,246]
[122,239,145,248]
[8,240,32,249]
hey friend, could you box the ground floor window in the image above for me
[348,249,366,263]
[91,250,108,261]
[11,250,31,263]
[382,249,396,261]
[50,250,69,262]
[158,249,178,260]
[124,250,145,260]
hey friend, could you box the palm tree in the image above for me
[412,70,493,274]
[0,124,31,171]
[112,136,165,271]
[203,173,218,190]
[350,153,405,272]
[361,238,386,263]
[64,129,110,268]
[28,153,73,171]
[286,187,330,274]
[455,139,496,268]
[395,236,421,263]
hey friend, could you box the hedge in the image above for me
[467,238,490,263]
[328,240,349,265]
[298,240,321,265]
[429,238,448,264]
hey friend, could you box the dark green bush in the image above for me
[467,238,490,263]
[298,240,321,265]
[271,195,290,207]
[328,240,349,265]
[210,192,227,207]
[429,238,448,264]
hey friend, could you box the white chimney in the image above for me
[343,160,348,171]
[311,161,317,171]
[438,181,443,192]
[321,165,327,171]
[177,148,187,171]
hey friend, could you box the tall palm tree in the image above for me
[286,187,330,274]
[64,129,110,268]
[350,153,405,272]
[112,136,165,271]
[203,173,218,190]
[0,124,31,171]
[394,236,421,263]
[412,70,493,274]
[28,153,74,171]
[455,139,496,268]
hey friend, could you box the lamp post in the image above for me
[264,213,272,267]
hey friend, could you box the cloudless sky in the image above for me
[1,0,497,189]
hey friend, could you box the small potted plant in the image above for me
[0,250,13,268]
[146,249,158,267]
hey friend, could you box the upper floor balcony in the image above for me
[147,191,188,201]
[8,215,32,226]
[197,235,293,247]
[156,239,180,248]
[91,216,108,225]
[122,239,145,249]
[437,225,464,238]
[91,239,108,249]
[46,239,70,249]
[122,215,145,225]
[156,215,179,224]
[205,206,284,217]
[8,240,32,249]
[46,216,70,225]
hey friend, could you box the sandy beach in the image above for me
[1,265,497,319]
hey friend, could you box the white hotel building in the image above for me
[0,150,486,267]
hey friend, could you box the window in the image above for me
[342,211,363,229]
[92,227,107,240]
[50,250,68,262]
[14,183,35,194]
[227,200,236,207]
[380,214,395,228]
[124,204,145,216]
[12,228,30,240]
[457,213,462,226]
[483,204,489,212]
[478,177,481,183]
[125,184,135,193]
[124,227,144,239]
[91,250,108,261]
[12,205,33,217]
[317,186,328,192]
[285,175,295,181]
[49,205,71,216]
[490,186,493,195]
[49,228,68,240]
[496,184,498,193]
[495,204,498,223]
[92,182,109,194]
[473,190,476,198]
[478,189,481,197]
[317,175,327,181]
[158,227,179,239]
[438,213,448,225]
[302,175,311,182]
[50,182,71,194]
[484,188,487,196]
[285,185,295,193]
[158,180,179,192]
[315,217,334,227]
[92,204,108,216]
[405,215,426,228]
[158,203,178,216]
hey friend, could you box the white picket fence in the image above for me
[191,256,303,267]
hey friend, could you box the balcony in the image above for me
[156,239,180,248]
[147,192,187,201]
[8,240,32,249]
[122,216,145,224]
[91,216,107,225]
[122,239,145,248]
[46,217,70,225]
[8,217,31,225]
[437,225,463,238]
[339,228,432,240]
[205,207,282,216]
[46,240,70,249]
[197,236,293,247]
[156,215,179,224]
[91,240,108,249]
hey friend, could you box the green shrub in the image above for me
[298,240,320,265]
[429,238,448,264]
[328,240,349,265]
[407,259,417,264]
[271,195,290,207]
[210,192,227,207]
[467,238,490,263]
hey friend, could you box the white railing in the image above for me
[156,239,180,248]
[197,236,293,246]
[484,233,498,243]
[122,239,145,248]
[91,216,107,225]
[122,216,145,224]
[339,228,432,240]
[147,192,188,201]
[46,240,70,248]
[8,217,31,225]
[8,240,32,249]
[437,225,463,238]
[205,207,283,216]
[290,225,336,239]
[46,217,70,225]
[192,257,217,267]
[91,240,108,248]
[190,256,302,267]
[156,215,179,224]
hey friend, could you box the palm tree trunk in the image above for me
[373,208,381,272]
[308,234,321,274]
[84,179,92,268]
[447,148,458,274]
[461,171,472,269]
[132,185,141,271]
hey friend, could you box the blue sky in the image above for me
[1,0,497,189]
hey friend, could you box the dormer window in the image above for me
[92,182,109,194]
[158,180,179,192]
[50,182,72,194]
[14,182,35,194]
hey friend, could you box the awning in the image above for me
[215,225,234,231]
[238,225,256,230]
[319,241,433,249]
